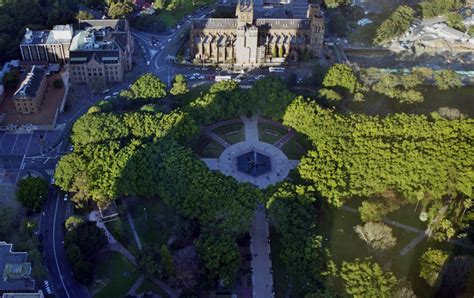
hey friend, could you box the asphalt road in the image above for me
[40,188,90,298]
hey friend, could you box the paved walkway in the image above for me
[121,199,143,251]
[105,242,137,266]
[126,274,144,296]
[273,129,295,149]
[241,115,259,143]
[249,205,273,298]
[89,211,117,244]
[341,205,474,254]
[204,128,230,148]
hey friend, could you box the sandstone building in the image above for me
[13,66,47,114]
[190,0,324,66]
[69,19,134,86]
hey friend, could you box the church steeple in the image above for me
[236,0,254,26]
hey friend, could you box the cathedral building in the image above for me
[190,0,324,67]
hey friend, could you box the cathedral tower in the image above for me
[236,0,254,26]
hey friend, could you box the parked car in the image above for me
[102,88,110,94]
[64,193,69,201]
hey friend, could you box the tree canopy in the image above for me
[16,176,48,212]
[121,73,167,101]
[170,74,189,96]
[283,97,474,207]
[374,6,415,45]
[340,258,398,296]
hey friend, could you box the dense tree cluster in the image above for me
[64,221,107,284]
[419,248,449,286]
[340,258,398,296]
[108,0,134,19]
[267,183,334,295]
[374,6,415,44]
[283,97,474,209]
[120,73,167,101]
[170,74,189,96]
[320,64,363,101]
[16,176,48,212]
[419,0,462,19]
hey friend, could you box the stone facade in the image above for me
[13,66,47,114]
[190,0,324,66]
[68,19,134,86]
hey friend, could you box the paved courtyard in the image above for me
[201,115,299,189]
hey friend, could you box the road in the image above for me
[40,188,90,298]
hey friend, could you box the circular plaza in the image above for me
[196,115,304,189]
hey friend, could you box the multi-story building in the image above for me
[68,19,134,85]
[0,242,35,293]
[19,25,73,64]
[190,0,324,67]
[12,66,47,114]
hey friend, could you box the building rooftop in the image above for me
[20,25,73,46]
[0,242,35,292]
[2,291,44,298]
[13,66,46,99]
[78,19,129,32]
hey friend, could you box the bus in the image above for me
[215,75,232,82]
[269,67,285,73]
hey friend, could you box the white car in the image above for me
[64,193,69,201]
[198,75,205,80]
[160,46,165,50]
[113,91,119,96]
[69,145,74,152]
[167,38,172,42]
[102,88,110,95]
[104,95,112,100]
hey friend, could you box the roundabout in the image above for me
[201,115,300,189]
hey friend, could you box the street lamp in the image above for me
[144,207,147,222]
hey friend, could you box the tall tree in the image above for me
[340,258,398,297]
[16,176,48,212]
[419,248,449,286]
[170,74,189,96]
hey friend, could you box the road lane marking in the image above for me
[53,192,70,298]
[10,134,19,155]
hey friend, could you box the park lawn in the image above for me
[173,84,211,107]
[346,86,474,117]
[201,139,225,158]
[92,252,140,298]
[136,279,170,297]
[318,205,473,297]
[156,0,214,28]
[212,122,245,144]
[280,137,307,160]
[104,219,139,256]
[258,123,287,144]
[269,228,289,298]
[127,198,176,248]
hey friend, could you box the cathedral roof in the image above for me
[193,18,237,29]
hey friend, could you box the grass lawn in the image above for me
[258,123,287,144]
[346,86,474,117]
[155,0,214,28]
[105,219,139,256]
[92,251,140,298]
[280,136,307,160]
[201,139,225,158]
[317,205,474,297]
[212,122,245,144]
[127,198,176,248]
[173,84,211,107]
[269,228,289,298]
[136,279,170,297]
